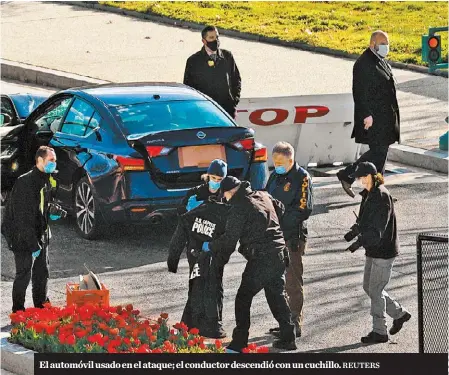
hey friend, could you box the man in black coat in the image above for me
[337,30,400,198]
[1,146,62,313]
[205,177,297,352]
[167,199,231,338]
[184,25,241,118]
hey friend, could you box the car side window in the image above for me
[35,97,72,132]
[60,98,95,137]
[1,97,17,126]
[84,112,102,137]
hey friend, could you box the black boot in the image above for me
[337,171,355,198]
[272,339,297,351]
[390,312,411,335]
[361,331,389,344]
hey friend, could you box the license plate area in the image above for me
[178,145,226,168]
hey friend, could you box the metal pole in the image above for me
[416,234,424,353]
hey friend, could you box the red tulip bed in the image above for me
[9,303,269,354]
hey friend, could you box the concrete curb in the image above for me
[389,144,448,174]
[60,1,448,78]
[1,59,110,90]
[1,333,35,375]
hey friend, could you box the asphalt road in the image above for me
[1,78,447,353]
[1,1,448,149]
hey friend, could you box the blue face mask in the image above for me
[44,161,57,174]
[275,166,287,175]
[209,180,221,191]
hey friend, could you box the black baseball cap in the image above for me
[351,162,378,178]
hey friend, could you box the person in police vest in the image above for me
[265,142,313,339]
[207,176,297,352]
[183,25,241,118]
[168,198,231,338]
[180,159,227,214]
[344,162,410,343]
[1,146,66,313]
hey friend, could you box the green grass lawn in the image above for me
[101,1,448,65]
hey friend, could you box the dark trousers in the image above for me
[229,252,295,351]
[340,144,389,184]
[12,246,49,313]
[181,254,224,335]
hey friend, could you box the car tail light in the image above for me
[232,138,254,151]
[115,156,146,171]
[253,144,268,163]
[146,146,173,158]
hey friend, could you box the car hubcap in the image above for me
[76,182,95,234]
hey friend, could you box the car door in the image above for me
[49,97,102,208]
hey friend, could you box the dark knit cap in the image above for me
[207,159,227,178]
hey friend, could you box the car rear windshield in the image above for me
[114,100,235,135]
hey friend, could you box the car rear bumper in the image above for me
[101,197,183,223]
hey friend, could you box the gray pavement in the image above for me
[1,77,447,354]
[1,1,448,150]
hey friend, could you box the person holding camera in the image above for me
[344,162,410,344]
[265,142,313,339]
[2,146,66,313]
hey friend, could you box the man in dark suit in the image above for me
[337,30,400,198]
[184,25,241,118]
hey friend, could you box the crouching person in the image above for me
[167,198,231,338]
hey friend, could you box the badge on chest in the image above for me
[284,182,291,192]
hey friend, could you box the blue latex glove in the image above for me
[202,242,210,252]
[186,195,204,212]
[49,214,61,221]
[32,250,41,259]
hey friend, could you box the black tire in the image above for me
[74,177,106,240]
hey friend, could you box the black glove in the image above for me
[167,259,178,273]
[287,239,300,252]
[344,224,360,242]
[345,238,362,253]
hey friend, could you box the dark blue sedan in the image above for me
[1,83,269,239]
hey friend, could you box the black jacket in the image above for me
[209,181,285,261]
[1,167,54,253]
[184,47,241,116]
[351,48,400,146]
[168,200,232,272]
[357,184,398,259]
[266,163,313,241]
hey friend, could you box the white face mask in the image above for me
[355,178,367,190]
[376,44,389,58]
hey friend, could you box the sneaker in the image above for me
[272,339,297,351]
[389,312,411,335]
[361,331,389,344]
[270,327,302,338]
[337,171,355,198]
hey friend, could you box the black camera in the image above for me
[48,202,67,219]
[344,223,360,242]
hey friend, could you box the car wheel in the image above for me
[74,177,105,239]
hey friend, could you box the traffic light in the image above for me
[422,34,441,64]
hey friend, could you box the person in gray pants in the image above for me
[344,162,411,344]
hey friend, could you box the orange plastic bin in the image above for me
[66,283,110,307]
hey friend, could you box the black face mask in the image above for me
[206,39,219,51]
